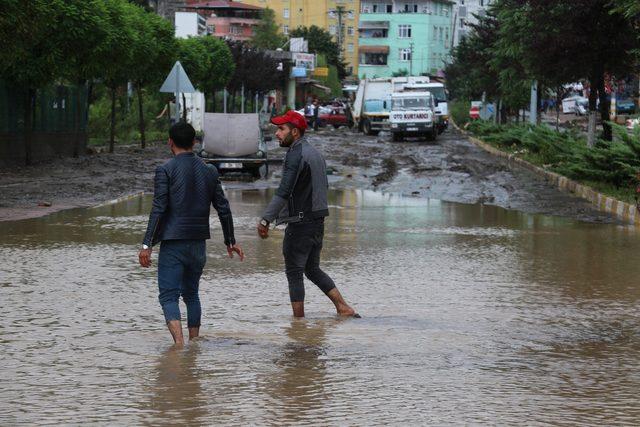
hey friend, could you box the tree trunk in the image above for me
[24,88,35,166]
[212,91,216,113]
[598,76,612,141]
[137,82,146,149]
[556,86,561,132]
[73,81,85,158]
[587,74,599,147]
[109,85,116,153]
[182,92,187,121]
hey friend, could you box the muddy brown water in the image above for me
[1,189,639,425]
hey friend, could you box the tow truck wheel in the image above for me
[427,125,437,141]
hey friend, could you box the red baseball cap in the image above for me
[271,110,308,131]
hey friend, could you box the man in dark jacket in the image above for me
[257,111,358,318]
[139,121,244,346]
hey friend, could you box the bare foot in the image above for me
[337,305,360,318]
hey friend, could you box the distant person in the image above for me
[304,101,314,127]
[156,97,178,126]
[257,110,358,318]
[313,99,320,131]
[139,121,244,346]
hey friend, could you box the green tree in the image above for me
[60,0,112,157]
[2,0,64,165]
[290,26,348,79]
[251,7,286,50]
[494,0,639,140]
[129,10,176,148]
[177,36,235,112]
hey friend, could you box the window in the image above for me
[283,8,289,18]
[360,28,388,38]
[398,24,411,38]
[348,10,354,19]
[347,26,355,36]
[348,43,354,52]
[230,25,241,35]
[445,27,449,47]
[480,0,484,5]
[360,52,388,65]
[386,4,393,12]
[460,18,465,28]
[283,25,289,35]
[399,48,412,61]
[329,25,337,35]
[433,25,437,40]
[403,3,418,13]
[206,24,215,34]
[439,27,443,41]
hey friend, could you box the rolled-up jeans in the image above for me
[283,219,336,302]
[157,239,206,327]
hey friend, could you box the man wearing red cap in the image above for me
[257,110,358,318]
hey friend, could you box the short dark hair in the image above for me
[285,122,305,137]
[169,121,196,148]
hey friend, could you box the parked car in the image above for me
[616,98,636,115]
[319,107,350,128]
[562,95,589,115]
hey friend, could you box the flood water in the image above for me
[1,189,640,425]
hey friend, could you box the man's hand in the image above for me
[227,244,245,261]
[139,248,152,267]
[257,222,269,239]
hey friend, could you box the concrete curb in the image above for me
[91,191,147,209]
[451,120,639,226]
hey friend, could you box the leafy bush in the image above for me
[450,99,471,127]
[467,121,640,191]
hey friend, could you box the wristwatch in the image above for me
[259,218,269,227]
[141,244,150,250]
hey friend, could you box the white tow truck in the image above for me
[391,77,449,133]
[389,91,437,142]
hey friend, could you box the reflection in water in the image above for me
[143,344,208,425]
[2,189,640,424]
[263,319,332,424]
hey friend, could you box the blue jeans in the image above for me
[157,240,206,327]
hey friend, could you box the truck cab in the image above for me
[389,91,437,142]
[423,82,449,132]
[353,78,392,135]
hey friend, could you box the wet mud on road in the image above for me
[0,126,615,223]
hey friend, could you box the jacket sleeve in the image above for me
[211,172,236,246]
[142,166,169,247]
[262,146,303,222]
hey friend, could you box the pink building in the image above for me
[184,1,263,41]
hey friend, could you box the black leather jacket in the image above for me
[142,152,235,247]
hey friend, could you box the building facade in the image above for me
[239,0,360,77]
[358,0,453,78]
[185,1,263,41]
[148,0,187,21]
[451,0,493,45]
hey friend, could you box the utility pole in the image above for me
[409,41,414,76]
[335,6,345,55]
